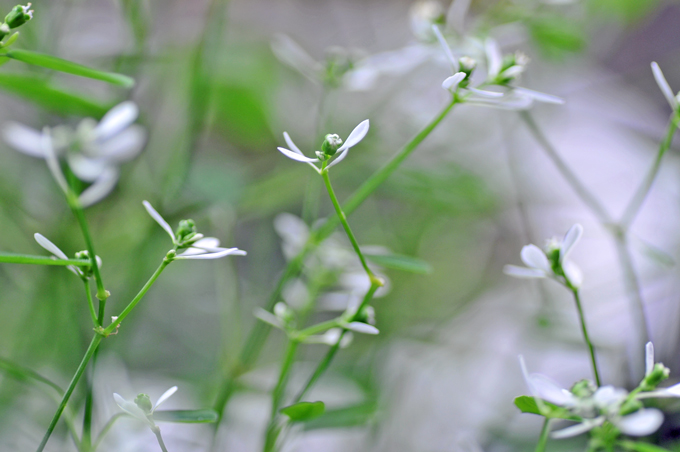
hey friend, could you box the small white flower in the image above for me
[277,119,369,172]
[504,223,583,288]
[33,232,100,278]
[142,201,246,260]
[651,62,679,112]
[113,386,177,427]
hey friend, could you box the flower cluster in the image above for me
[3,102,146,207]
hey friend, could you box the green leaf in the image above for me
[153,409,218,423]
[514,396,580,420]
[365,253,433,274]
[280,401,325,422]
[0,356,63,395]
[304,402,378,430]
[0,252,90,267]
[3,49,135,87]
[618,440,672,452]
[0,73,112,117]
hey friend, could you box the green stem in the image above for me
[0,253,90,266]
[620,112,680,229]
[36,334,103,452]
[84,279,98,327]
[69,196,108,303]
[153,428,170,452]
[535,418,550,452]
[92,413,125,451]
[295,319,340,339]
[212,98,458,422]
[572,289,601,386]
[263,340,300,452]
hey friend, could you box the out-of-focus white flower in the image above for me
[302,328,354,348]
[651,62,680,112]
[277,119,369,171]
[504,223,583,288]
[3,102,146,207]
[142,201,246,260]
[33,232,100,278]
[409,1,445,42]
[114,386,177,428]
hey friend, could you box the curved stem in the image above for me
[69,196,108,303]
[263,340,300,452]
[92,413,125,451]
[535,418,550,452]
[0,253,91,266]
[572,289,601,386]
[153,428,170,452]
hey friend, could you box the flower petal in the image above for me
[153,386,178,412]
[646,342,654,377]
[468,87,504,98]
[78,167,120,208]
[283,132,304,155]
[551,418,604,439]
[431,24,458,72]
[514,87,565,105]
[345,322,379,335]
[68,154,110,182]
[563,260,583,288]
[326,148,349,169]
[442,72,466,91]
[94,101,139,142]
[337,119,369,152]
[3,122,45,157]
[529,374,576,406]
[277,147,319,163]
[34,233,69,260]
[485,38,502,79]
[651,62,678,111]
[143,200,176,243]
[560,224,583,262]
[617,408,664,436]
[503,265,546,279]
[520,244,551,272]
[254,308,284,329]
[95,125,146,162]
[175,248,246,259]
[113,393,148,421]
[42,128,69,195]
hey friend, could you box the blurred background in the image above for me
[1,0,680,450]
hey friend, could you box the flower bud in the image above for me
[175,219,196,243]
[5,4,33,29]
[274,302,295,327]
[134,393,153,414]
[641,363,670,390]
[570,379,596,398]
[0,23,9,41]
[321,134,343,157]
[355,306,375,325]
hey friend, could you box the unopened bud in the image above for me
[321,134,343,157]
[0,23,9,41]
[5,4,33,29]
[570,379,596,398]
[134,393,153,414]
[642,363,670,390]
[175,219,196,243]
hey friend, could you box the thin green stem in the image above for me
[69,195,108,302]
[92,413,125,451]
[535,418,550,452]
[572,289,601,386]
[212,98,458,422]
[620,112,680,229]
[295,319,340,339]
[613,238,650,352]
[83,279,98,327]
[0,253,90,266]
[153,428,169,452]
[263,340,300,452]
[37,334,103,452]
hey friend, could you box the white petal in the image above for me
[520,244,551,272]
[514,87,565,105]
[551,418,604,439]
[42,128,69,195]
[34,233,69,260]
[254,308,284,329]
[113,393,148,421]
[468,87,504,98]
[646,342,655,377]
[277,147,319,163]
[594,386,628,408]
[175,248,246,260]
[431,25,458,72]
[153,386,178,411]
[142,200,176,243]
[485,38,502,79]
[337,119,370,152]
[271,34,323,83]
[68,154,109,182]
[181,237,221,255]
[466,95,534,110]
[442,72,466,91]
[283,132,304,155]
[651,62,678,111]
[503,265,547,279]
[345,322,379,335]
[78,167,119,207]
[95,125,146,162]
[617,408,664,436]
[640,383,680,398]
[94,102,139,142]
[529,374,576,406]
[560,224,583,262]
[326,148,349,169]
[3,122,45,157]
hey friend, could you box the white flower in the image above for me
[113,386,177,428]
[142,201,246,260]
[277,119,369,172]
[33,232,100,278]
[3,102,146,207]
[504,223,583,288]
[302,328,354,348]
[651,62,680,112]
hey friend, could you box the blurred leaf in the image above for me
[0,56,9,67]
[280,401,325,422]
[529,17,586,58]
[213,84,274,148]
[3,49,134,87]
[153,409,218,423]
[304,401,377,430]
[619,440,672,452]
[365,253,433,274]
[0,356,63,395]
[240,168,309,216]
[588,0,661,23]
[0,73,111,117]
[514,396,579,420]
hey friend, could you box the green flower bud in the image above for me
[570,379,597,398]
[274,302,295,327]
[134,393,153,414]
[175,219,196,243]
[321,134,343,157]
[355,306,375,325]
[0,23,9,41]
[642,363,670,390]
[5,4,33,29]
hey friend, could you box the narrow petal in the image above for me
[79,167,119,208]
[563,260,583,288]
[520,244,551,272]
[94,102,139,142]
[639,383,680,398]
[345,322,379,335]
[271,34,323,83]
[326,148,349,169]
[3,122,45,157]
[485,38,502,79]
[528,374,576,406]
[142,200,176,243]
[514,87,565,105]
[651,62,678,111]
[175,248,246,259]
[431,24,458,72]
[34,233,69,260]
[153,386,178,412]
[337,119,370,152]
[113,393,148,421]
[95,125,146,161]
[503,265,546,279]
[551,418,604,439]
[442,72,466,91]
[180,237,221,256]
[277,147,319,163]
[646,342,655,377]
[42,128,69,195]
[254,308,284,329]
[468,87,504,98]
[68,154,110,182]
[283,132,304,155]
[560,224,583,262]
[617,408,664,436]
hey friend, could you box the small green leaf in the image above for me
[618,440,672,452]
[304,402,378,430]
[153,409,218,423]
[3,49,135,87]
[280,401,325,422]
[514,396,580,420]
[0,73,112,117]
[0,357,63,395]
[365,253,433,274]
